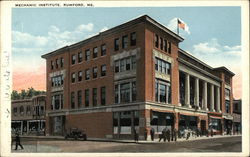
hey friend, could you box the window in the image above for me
[101,87,106,105]
[85,49,90,61]
[155,82,158,101]
[155,34,159,48]
[159,84,166,103]
[120,83,130,103]
[85,69,90,80]
[155,57,171,75]
[122,35,128,49]
[132,56,136,69]
[130,32,136,46]
[162,62,166,74]
[71,92,75,109]
[85,89,89,107]
[160,37,163,50]
[132,82,136,101]
[60,58,64,68]
[78,71,82,82]
[77,90,82,108]
[51,75,63,87]
[120,59,125,72]
[78,51,83,63]
[26,106,31,114]
[164,40,167,52]
[155,58,158,71]
[158,59,162,72]
[166,62,171,74]
[93,67,98,79]
[155,81,171,103]
[51,61,54,70]
[13,107,17,115]
[51,94,63,110]
[72,54,76,65]
[225,89,230,100]
[93,88,97,106]
[126,57,131,70]
[115,61,119,73]
[93,47,98,58]
[114,38,119,51]
[101,65,106,76]
[168,41,171,53]
[56,59,59,68]
[225,100,230,113]
[71,73,76,83]
[20,106,24,114]
[115,85,119,103]
[101,44,106,56]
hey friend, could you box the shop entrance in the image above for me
[200,120,206,135]
[179,115,197,132]
[150,111,174,133]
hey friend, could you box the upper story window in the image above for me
[51,94,63,110]
[51,75,63,87]
[122,35,128,49]
[20,106,24,115]
[168,41,171,53]
[71,92,75,109]
[51,61,54,70]
[13,107,17,116]
[225,100,230,113]
[101,65,106,76]
[60,58,64,68]
[160,37,163,50]
[130,32,136,46]
[78,71,82,82]
[93,88,97,106]
[225,89,230,100]
[93,47,98,58]
[115,81,136,103]
[71,73,76,83]
[77,90,82,108]
[101,44,106,56]
[93,67,98,79]
[101,86,106,105]
[85,69,90,80]
[114,38,119,51]
[155,34,159,48]
[225,75,230,85]
[155,57,171,75]
[114,56,136,73]
[155,80,171,104]
[85,89,89,107]
[26,106,31,115]
[85,49,90,61]
[56,59,59,68]
[163,40,167,52]
[72,54,76,65]
[78,51,83,63]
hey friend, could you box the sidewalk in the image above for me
[20,134,241,144]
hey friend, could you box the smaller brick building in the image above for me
[11,95,46,135]
[232,99,241,134]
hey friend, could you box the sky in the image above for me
[12,7,242,99]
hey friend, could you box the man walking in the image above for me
[14,133,24,150]
[166,129,171,142]
[173,128,178,141]
[150,127,155,141]
[133,128,139,143]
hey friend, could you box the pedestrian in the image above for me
[14,133,24,150]
[159,128,166,142]
[211,129,214,137]
[150,127,155,141]
[171,128,174,141]
[173,128,177,141]
[186,129,190,140]
[166,129,171,142]
[133,128,139,143]
[144,128,148,140]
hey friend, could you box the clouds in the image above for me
[167,17,190,35]
[192,38,241,57]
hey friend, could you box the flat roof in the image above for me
[41,15,184,59]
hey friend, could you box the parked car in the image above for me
[65,128,87,140]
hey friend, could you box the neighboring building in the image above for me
[232,99,241,134]
[11,95,46,135]
[42,15,235,139]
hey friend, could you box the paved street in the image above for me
[12,135,241,153]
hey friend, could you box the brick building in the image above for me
[232,99,241,135]
[41,15,234,139]
[11,95,46,135]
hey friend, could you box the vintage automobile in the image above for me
[65,128,87,140]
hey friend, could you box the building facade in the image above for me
[11,95,46,135]
[232,99,241,135]
[42,15,235,139]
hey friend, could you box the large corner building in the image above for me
[42,15,235,139]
